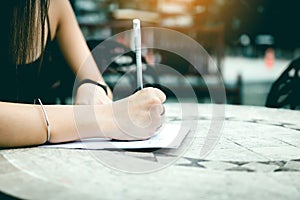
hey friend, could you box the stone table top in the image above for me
[0,103,300,200]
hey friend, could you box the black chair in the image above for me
[266,57,300,110]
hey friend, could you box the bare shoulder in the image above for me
[48,0,75,40]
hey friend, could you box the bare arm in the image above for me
[0,88,166,148]
[0,102,102,147]
[0,1,166,148]
[49,0,113,101]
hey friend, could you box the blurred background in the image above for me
[67,0,300,107]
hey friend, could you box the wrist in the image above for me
[94,104,115,139]
[76,79,108,95]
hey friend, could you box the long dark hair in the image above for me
[9,0,50,64]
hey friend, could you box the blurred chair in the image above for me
[87,39,158,90]
[266,57,300,110]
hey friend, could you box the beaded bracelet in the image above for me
[34,98,51,143]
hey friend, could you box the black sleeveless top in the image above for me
[0,5,74,104]
[0,28,60,104]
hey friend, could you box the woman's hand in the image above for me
[75,82,112,105]
[104,87,166,140]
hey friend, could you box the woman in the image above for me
[0,0,165,147]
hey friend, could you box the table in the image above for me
[1,103,300,199]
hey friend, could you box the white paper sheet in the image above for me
[40,124,190,150]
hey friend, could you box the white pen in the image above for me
[133,19,143,90]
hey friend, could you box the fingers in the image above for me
[153,88,166,103]
[139,87,166,103]
[161,106,165,116]
[142,87,166,130]
[149,103,165,132]
[111,87,166,140]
